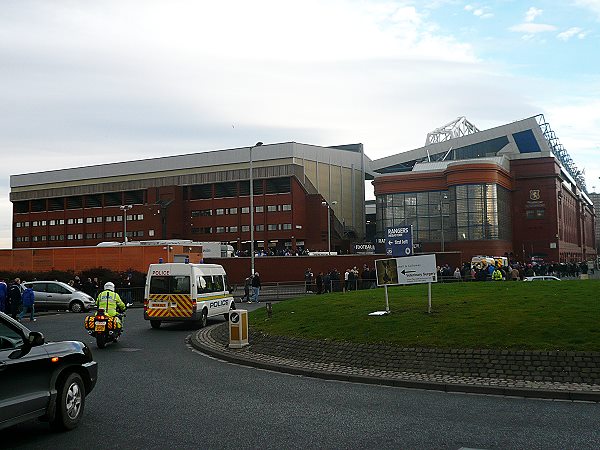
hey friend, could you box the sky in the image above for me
[1,0,600,248]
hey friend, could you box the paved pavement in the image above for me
[191,322,600,402]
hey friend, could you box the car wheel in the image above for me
[150,320,161,329]
[50,373,85,431]
[96,334,106,349]
[70,301,84,313]
[199,309,208,328]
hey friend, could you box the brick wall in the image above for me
[242,330,600,385]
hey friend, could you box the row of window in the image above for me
[15,230,146,242]
[14,191,145,213]
[15,214,145,228]
[191,223,293,234]
[191,204,292,217]
[148,274,228,295]
[189,177,291,200]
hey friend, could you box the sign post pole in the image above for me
[372,254,437,316]
[384,285,389,313]
[428,282,432,314]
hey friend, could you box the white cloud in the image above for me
[573,0,600,19]
[0,0,484,248]
[0,0,598,249]
[473,8,493,19]
[557,27,586,40]
[525,6,543,22]
[510,23,557,33]
[464,4,493,19]
[544,98,600,190]
[510,6,555,35]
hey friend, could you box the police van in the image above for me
[144,262,235,329]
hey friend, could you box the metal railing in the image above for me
[114,271,599,306]
[115,287,145,305]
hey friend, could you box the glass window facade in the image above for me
[376,184,511,243]
[450,184,511,241]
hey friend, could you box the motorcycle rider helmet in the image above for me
[104,281,115,291]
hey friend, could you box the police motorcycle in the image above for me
[84,283,132,348]
[84,306,130,348]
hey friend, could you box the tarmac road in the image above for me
[2,307,600,450]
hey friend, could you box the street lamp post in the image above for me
[119,205,133,243]
[440,193,448,252]
[249,142,263,275]
[322,200,338,254]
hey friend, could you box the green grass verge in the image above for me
[249,280,600,351]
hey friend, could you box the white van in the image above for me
[144,263,235,329]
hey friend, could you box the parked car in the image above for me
[0,311,98,431]
[23,281,95,313]
[523,276,561,281]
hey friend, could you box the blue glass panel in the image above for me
[512,129,541,153]
[453,136,509,159]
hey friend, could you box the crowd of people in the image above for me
[0,272,137,322]
[235,248,312,257]
[68,274,134,303]
[303,265,378,294]
[436,260,593,282]
[0,278,36,322]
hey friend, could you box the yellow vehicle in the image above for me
[144,263,235,329]
[471,255,508,269]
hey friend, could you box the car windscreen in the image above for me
[149,276,190,295]
[0,320,25,350]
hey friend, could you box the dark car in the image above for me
[0,312,98,431]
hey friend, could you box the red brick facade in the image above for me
[373,157,597,263]
[12,176,340,254]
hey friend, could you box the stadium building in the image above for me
[371,115,596,263]
[9,115,596,266]
[10,142,368,253]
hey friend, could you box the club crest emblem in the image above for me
[529,190,540,201]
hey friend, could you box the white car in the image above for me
[24,281,96,312]
[523,276,561,282]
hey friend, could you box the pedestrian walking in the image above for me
[344,269,350,292]
[18,282,36,322]
[251,272,261,303]
[8,278,24,320]
[304,268,313,293]
[74,275,82,291]
[243,275,252,302]
[83,277,95,297]
[92,277,100,298]
[316,272,323,294]
[0,279,7,313]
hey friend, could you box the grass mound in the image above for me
[250,280,600,351]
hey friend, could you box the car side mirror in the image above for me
[28,331,45,347]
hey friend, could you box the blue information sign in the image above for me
[385,226,413,257]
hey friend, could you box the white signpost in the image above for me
[372,254,437,315]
